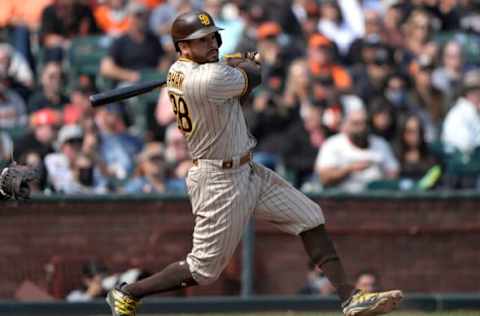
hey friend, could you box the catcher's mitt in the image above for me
[0,162,39,200]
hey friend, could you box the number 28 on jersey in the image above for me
[167,71,194,135]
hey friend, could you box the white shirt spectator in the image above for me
[318,0,364,55]
[45,153,84,194]
[442,97,480,155]
[316,133,399,192]
[0,89,28,129]
[44,153,108,194]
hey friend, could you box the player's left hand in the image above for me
[0,162,39,200]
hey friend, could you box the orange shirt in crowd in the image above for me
[136,0,165,9]
[308,34,352,90]
[309,62,352,91]
[94,5,130,35]
[0,0,54,30]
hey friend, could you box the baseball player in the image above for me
[106,10,403,316]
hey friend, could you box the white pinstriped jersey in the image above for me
[166,57,257,160]
[166,56,324,286]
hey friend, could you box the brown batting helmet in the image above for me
[171,11,223,52]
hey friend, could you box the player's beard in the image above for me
[193,49,218,64]
[203,49,219,63]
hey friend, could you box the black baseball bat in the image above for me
[89,79,166,107]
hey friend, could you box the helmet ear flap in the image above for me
[215,32,222,48]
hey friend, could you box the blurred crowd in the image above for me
[0,0,480,195]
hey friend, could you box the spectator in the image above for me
[255,22,295,77]
[292,0,321,40]
[347,10,385,65]
[315,105,399,192]
[382,3,407,49]
[204,0,245,56]
[442,69,480,156]
[261,0,304,37]
[63,85,95,125]
[95,103,143,182]
[298,262,335,296]
[235,3,267,53]
[1,1,53,69]
[0,78,28,130]
[0,43,33,104]
[123,142,169,193]
[45,125,107,194]
[164,123,191,192]
[151,87,176,142]
[352,44,394,103]
[40,0,99,62]
[307,34,352,92]
[355,271,379,292]
[368,96,397,143]
[434,0,462,31]
[394,113,439,183]
[432,40,465,103]
[248,68,295,169]
[401,9,438,66]
[100,2,165,83]
[94,0,130,37]
[282,59,310,109]
[14,108,61,188]
[28,61,69,113]
[459,0,480,34]
[0,131,13,167]
[0,43,34,92]
[383,72,412,112]
[407,54,445,141]
[280,99,328,188]
[317,0,362,56]
[66,261,108,302]
[149,0,193,53]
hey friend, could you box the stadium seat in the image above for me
[366,179,402,190]
[67,35,110,84]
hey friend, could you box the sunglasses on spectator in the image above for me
[148,155,164,162]
[66,138,83,145]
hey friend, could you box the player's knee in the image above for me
[189,268,221,286]
[196,272,221,286]
[186,255,222,286]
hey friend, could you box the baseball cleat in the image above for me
[342,289,403,316]
[106,283,139,316]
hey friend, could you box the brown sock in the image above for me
[123,261,197,299]
[301,225,356,303]
[319,258,356,302]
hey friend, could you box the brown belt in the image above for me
[192,152,252,169]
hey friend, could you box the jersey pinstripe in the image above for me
[166,58,256,160]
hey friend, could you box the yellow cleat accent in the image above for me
[106,286,139,316]
[342,289,403,316]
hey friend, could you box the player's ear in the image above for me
[178,41,189,54]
